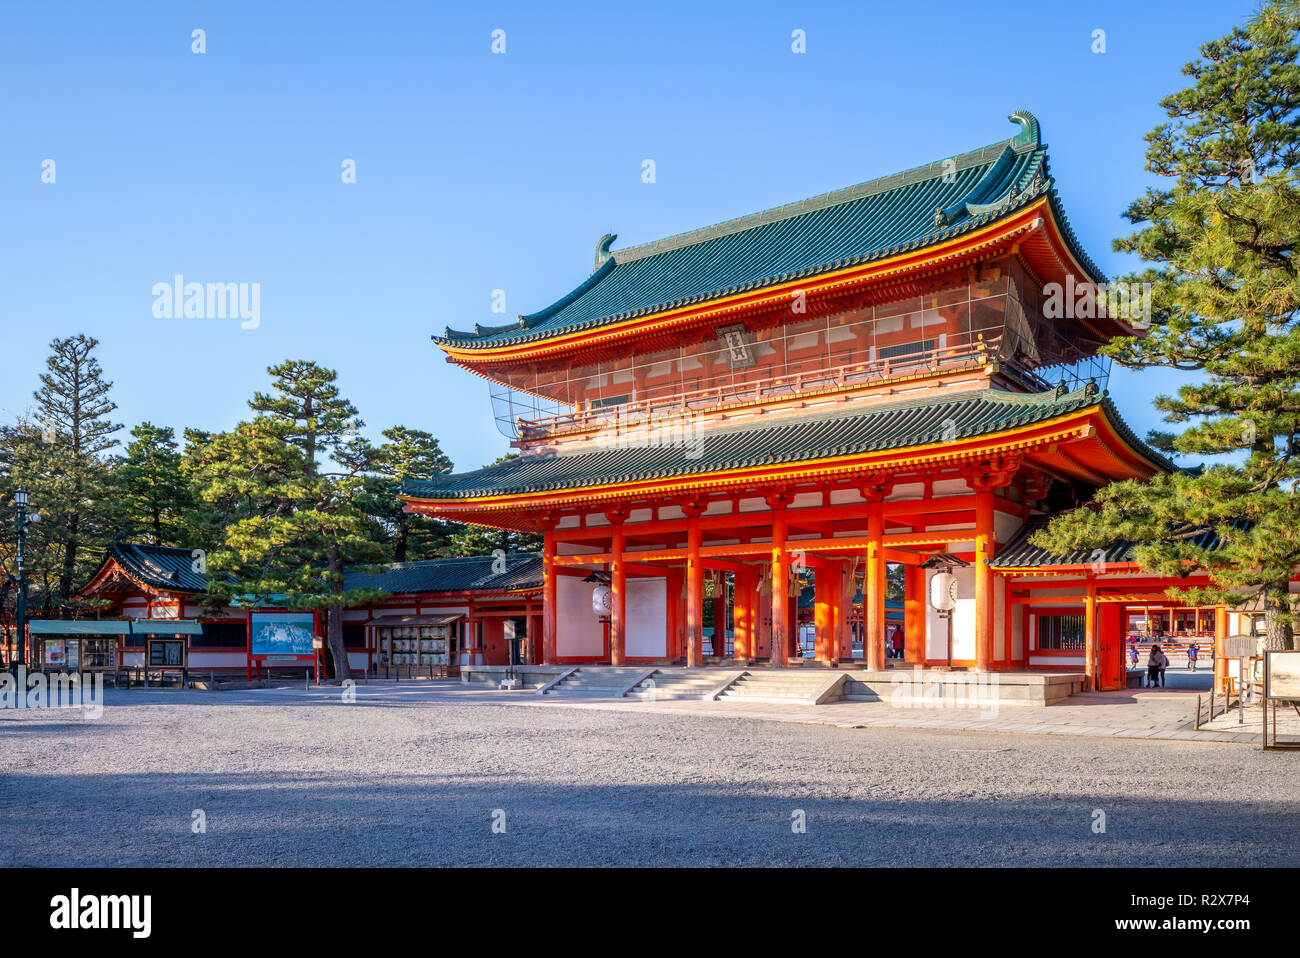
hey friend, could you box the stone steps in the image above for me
[717,670,840,703]
[542,667,650,697]
[626,670,728,701]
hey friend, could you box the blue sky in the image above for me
[0,0,1260,471]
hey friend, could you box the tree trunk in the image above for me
[327,543,351,680]
[1263,584,1295,651]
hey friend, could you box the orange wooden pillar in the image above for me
[770,508,789,668]
[904,564,925,664]
[1002,577,1014,667]
[685,509,704,667]
[814,566,833,664]
[666,565,684,661]
[467,598,478,667]
[865,501,886,670]
[1084,579,1098,691]
[711,572,728,658]
[826,561,843,661]
[610,523,626,667]
[528,613,542,665]
[733,566,752,662]
[974,490,995,671]
[839,561,855,661]
[542,530,557,665]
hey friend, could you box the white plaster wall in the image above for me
[626,578,667,658]
[995,510,1023,545]
[1030,655,1083,667]
[556,573,605,657]
[925,566,976,661]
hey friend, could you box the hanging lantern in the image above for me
[591,583,613,617]
[928,570,958,613]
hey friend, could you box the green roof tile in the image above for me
[342,553,543,593]
[84,544,542,597]
[437,111,1101,350]
[402,386,1172,501]
[991,516,1238,570]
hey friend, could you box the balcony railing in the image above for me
[515,337,1001,442]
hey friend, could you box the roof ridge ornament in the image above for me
[1008,109,1041,151]
[594,233,617,272]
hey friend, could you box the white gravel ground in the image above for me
[1,683,1297,867]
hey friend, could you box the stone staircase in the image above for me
[715,669,845,704]
[540,667,648,697]
[625,669,738,701]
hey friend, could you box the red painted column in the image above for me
[735,567,752,662]
[610,523,626,667]
[839,560,854,662]
[1084,579,1098,691]
[666,566,683,661]
[542,530,557,665]
[685,509,704,668]
[866,500,886,670]
[904,564,925,664]
[825,561,841,662]
[770,508,789,669]
[975,491,995,671]
[1002,577,1014,667]
[814,567,832,664]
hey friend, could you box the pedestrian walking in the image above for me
[1187,643,1199,672]
[1146,644,1167,688]
[890,624,904,660]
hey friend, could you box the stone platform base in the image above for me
[840,669,1085,707]
[461,665,1086,706]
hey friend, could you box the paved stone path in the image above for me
[258,680,1272,744]
[4,683,1297,866]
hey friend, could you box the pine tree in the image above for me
[195,361,387,679]
[1033,0,1300,650]
[366,426,456,562]
[0,336,121,610]
[114,422,200,547]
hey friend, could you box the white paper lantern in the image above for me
[928,570,958,612]
[592,583,613,617]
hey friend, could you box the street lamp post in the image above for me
[13,487,30,670]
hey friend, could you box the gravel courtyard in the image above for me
[2,682,1297,867]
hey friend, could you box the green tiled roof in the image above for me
[402,385,1173,501]
[86,543,542,597]
[343,553,543,594]
[992,517,1237,570]
[438,111,1102,350]
[105,543,210,593]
